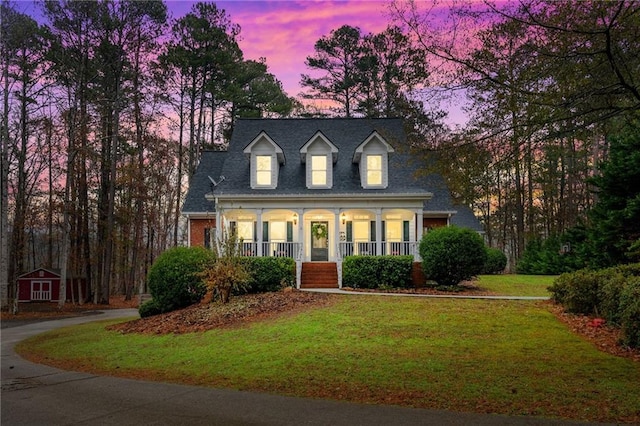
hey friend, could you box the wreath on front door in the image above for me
[311,223,328,240]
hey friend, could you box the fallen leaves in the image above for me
[108,290,334,335]
[547,301,640,362]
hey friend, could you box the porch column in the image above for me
[375,208,382,256]
[215,209,221,245]
[416,210,424,242]
[334,209,341,260]
[256,209,263,257]
[416,210,424,261]
[297,209,304,260]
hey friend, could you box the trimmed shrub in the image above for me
[419,226,487,287]
[138,299,162,318]
[243,257,296,293]
[342,256,380,289]
[619,278,640,348]
[379,256,414,288]
[342,256,413,289]
[145,246,213,314]
[597,271,628,324]
[616,263,640,277]
[549,269,602,314]
[548,263,640,348]
[549,263,640,317]
[484,247,507,274]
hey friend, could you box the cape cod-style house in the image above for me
[182,118,482,288]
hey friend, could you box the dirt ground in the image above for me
[2,289,638,362]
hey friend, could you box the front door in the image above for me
[310,221,329,261]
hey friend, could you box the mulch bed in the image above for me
[108,289,335,335]
[546,301,640,362]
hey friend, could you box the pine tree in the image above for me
[586,121,640,268]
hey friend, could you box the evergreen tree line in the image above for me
[1,0,639,309]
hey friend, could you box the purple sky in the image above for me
[20,0,467,123]
[169,1,394,97]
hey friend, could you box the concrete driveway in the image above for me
[1,309,605,426]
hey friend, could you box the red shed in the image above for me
[17,268,88,303]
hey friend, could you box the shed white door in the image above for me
[31,281,52,301]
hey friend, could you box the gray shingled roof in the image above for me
[181,151,227,214]
[182,118,482,231]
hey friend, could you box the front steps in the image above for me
[300,262,338,289]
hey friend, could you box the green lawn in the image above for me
[476,274,556,296]
[17,293,639,423]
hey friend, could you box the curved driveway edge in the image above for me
[2,309,602,426]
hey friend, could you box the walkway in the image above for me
[2,309,601,426]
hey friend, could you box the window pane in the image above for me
[311,155,327,185]
[366,155,382,185]
[386,221,402,242]
[256,155,271,185]
[367,170,382,185]
[353,221,369,242]
[238,221,253,241]
[312,171,326,185]
[367,154,381,169]
[271,222,286,242]
[257,155,271,171]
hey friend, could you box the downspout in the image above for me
[186,214,191,247]
[214,196,220,251]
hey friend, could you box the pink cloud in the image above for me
[215,1,393,95]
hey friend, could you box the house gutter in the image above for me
[206,192,433,202]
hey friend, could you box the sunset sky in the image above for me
[20,0,466,123]
[170,1,395,97]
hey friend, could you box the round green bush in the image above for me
[419,226,487,287]
[243,257,295,293]
[138,299,162,318]
[146,246,214,314]
[484,247,507,274]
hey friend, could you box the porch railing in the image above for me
[339,241,416,258]
[261,242,301,259]
[239,242,301,259]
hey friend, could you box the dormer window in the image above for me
[311,155,327,186]
[353,131,394,189]
[300,131,338,189]
[243,131,285,189]
[256,155,272,186]
[366,154,382,186]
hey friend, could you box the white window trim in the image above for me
[353,131,394,189]
[243,131,285,190]
[308,153,332,189]
[255,154,274,187]
[300,132,338,189]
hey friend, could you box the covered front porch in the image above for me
[217,207,424,263]
[208,193,432,288]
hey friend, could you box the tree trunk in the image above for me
[59,90,77,310]
[0,44,10,310]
